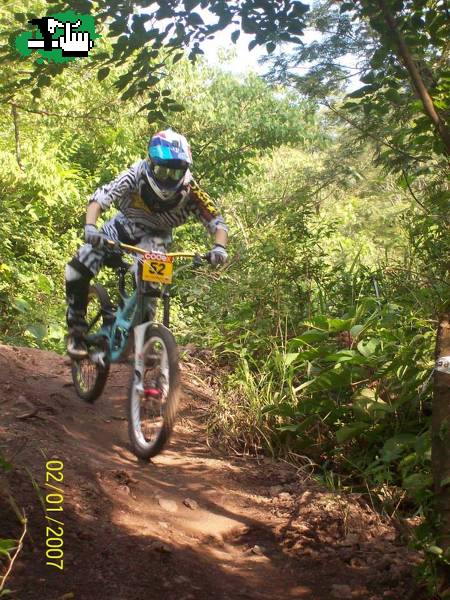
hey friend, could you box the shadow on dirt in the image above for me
[0,345,425,600]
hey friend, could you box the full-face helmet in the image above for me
[140,129,193,205]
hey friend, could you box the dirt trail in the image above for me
[0,344,422,600]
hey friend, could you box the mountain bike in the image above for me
[70,239,208,459]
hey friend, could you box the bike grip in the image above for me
[192,253,211,267]
[192,254,202,267]
[101,237,118,251]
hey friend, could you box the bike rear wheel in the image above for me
[71,284,111,403]
[127,324,180,459]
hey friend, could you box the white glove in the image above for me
[85,224,104,249]
[209,244,228,266]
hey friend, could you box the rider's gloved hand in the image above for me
[209,244,228,266]
[85,224,104,249]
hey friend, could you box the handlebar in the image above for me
[104,238,211,264]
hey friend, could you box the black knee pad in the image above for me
[65,258,93,313]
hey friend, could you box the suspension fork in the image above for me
[135,262,171,326]
[133,321,151,395]
[162,286,170,328]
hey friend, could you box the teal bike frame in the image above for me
[86,241,202,366]
[72,239,209,458]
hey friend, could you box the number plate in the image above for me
[142,253,173,284]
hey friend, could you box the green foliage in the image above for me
[0,46,315,347]
[265,0,450,166]
[1,2,449,592]
[165,61,323,197]
[2,0,309,121]
[209,291,436,509]
[179,125,446,540]
[0,539,17,558]
[4,0,449,167]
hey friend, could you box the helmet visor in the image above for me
[152,164,186,183]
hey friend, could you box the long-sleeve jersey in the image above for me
[90,160,228,236]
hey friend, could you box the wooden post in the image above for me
[433,313,450,588]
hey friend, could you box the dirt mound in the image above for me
[0,344,424,600]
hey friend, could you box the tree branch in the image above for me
[0,516,27,593]
[5,102,114,125]
[322,100,419,160]
[374,0,450,155]
[11,104,24,172]
[401,168,430,214]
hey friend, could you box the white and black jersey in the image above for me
[90,160,227,236]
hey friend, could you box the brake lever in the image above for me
[192,253,211,267]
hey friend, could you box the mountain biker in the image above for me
[65,128,228,358]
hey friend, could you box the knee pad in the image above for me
[65,264,82,282]
[65,258,94,283]
[65,260,93,313]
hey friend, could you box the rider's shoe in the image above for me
[67,332,88,359]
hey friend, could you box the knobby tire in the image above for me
[71,284,111,403]
[127,324,180,459]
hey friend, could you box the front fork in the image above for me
[162,288,170,328]
[132,277,171,391]
[139,286,170,328]
[133,321,152,395]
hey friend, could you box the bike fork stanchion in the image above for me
[163,288,170,328]
[132,322,150,391]
[129,321,151,447]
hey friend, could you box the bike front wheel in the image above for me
[127,324,180,459]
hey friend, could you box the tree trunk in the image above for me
[375,0,450,155]
[432,313,450,588]
[11,104,24,172]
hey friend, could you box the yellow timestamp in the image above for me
[45,460,64,570]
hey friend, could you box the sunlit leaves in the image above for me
[0,539,17,556]
[26,323,47,341]
[264,0,450,165]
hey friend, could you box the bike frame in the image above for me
[86,241,200,365]
[87,261,166,364]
